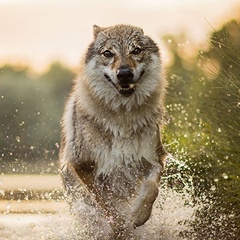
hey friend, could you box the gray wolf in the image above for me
[59,24,167,239]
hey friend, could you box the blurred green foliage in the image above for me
[0,19,239,239]
[164,20,240,238]
[0,62,74,172]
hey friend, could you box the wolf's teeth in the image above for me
[120,85,135,90]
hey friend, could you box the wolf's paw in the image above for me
[130,179,159,228]
[130,200,153,228]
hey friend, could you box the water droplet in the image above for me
[210,185,216,191]
[222,173,228,179]
[5,202,11,213]
[16,136,21,142]
[0,189,5,197]
[19,121,25,126]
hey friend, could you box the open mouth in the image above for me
[104,74,135,97]
[118,85,135,97]
[104,70,144,97]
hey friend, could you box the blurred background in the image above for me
[0,0,240,239]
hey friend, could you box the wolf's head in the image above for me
[83,24,165,109]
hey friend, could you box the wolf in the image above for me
[59,24,167,239]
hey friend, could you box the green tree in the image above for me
[0,62,73,172]
[198,20,240,236]
[164,20,240,239]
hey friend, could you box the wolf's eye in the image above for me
[131,47,142,55]
[102,50,114,58]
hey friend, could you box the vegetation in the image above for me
[0,19,239,239]
[164,20,240,238]
[0,62,74,172]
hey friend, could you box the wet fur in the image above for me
[59,24,167,239]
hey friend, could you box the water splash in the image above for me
[67,155,197,240]
[1,156,237,239]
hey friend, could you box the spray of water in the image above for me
[60,154,197,240]
[0,155,237,239]
[0,154,198,240]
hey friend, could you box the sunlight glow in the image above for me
[0,0,239,70]
[123,0,222,9]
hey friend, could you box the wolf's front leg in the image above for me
[131,164,163,228]
[61,162,126,236]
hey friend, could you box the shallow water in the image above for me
[0,157,197,240]
[0,212,74,240]
[0,189,195,240]
[69,185,196,240]
[0,157,235,239]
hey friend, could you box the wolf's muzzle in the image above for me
[104,66,145,97]
[117,66,134,84]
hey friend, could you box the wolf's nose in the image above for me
[117,66,134,84]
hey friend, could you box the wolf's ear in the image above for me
[93,25,102,38]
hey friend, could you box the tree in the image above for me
[163,19,240,238]
[0,63,74,171]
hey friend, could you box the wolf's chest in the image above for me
[93,130,157,177]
